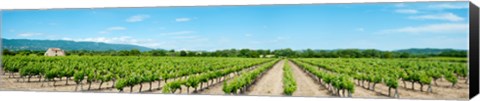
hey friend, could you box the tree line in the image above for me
[2,48,467,58]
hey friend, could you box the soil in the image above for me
[246,60,285,96]
[287,60,330,97]
[388,78,469,100]
[350,73,469,100]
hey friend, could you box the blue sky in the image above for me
[1,2,469,51]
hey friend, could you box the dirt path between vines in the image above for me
[175,60,270,95]
[287,60,330,97]
[246,60,285,96]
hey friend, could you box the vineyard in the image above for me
[0,56,469,99]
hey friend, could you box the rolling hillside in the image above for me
[2,38,153,51]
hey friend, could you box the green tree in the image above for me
[130,49,141,56]
[180,50,187,56]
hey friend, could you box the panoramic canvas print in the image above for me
[0,1,470,100]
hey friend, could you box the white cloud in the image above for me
[160,31,194,36]
[17,33,43,37]
[186,37,209,42]
[171,35,198,39]
[63,36,160,48]
[159,31,203,41]
[428,3,468,10]
[380,23,468,34]
[394,9,418,14]
[106,26,127,31]
[408,13,464,22]
[126,14,150,22]
[355,28,365,32]
[394,3,406,7]
[72,36,135,43]
[271,36,288,43]
[98,31,109,34]
[175,18,191,22]
[98,26,127,34]
[61,37,73,40]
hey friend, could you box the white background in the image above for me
[0,0,479,101]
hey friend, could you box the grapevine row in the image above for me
[282,59,296,95]
[222,59,281,94]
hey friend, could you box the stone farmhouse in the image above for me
[44,48,65,56]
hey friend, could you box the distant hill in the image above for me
[394,48,467,55]
[1,38,466,55]
[2,38,153,51]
